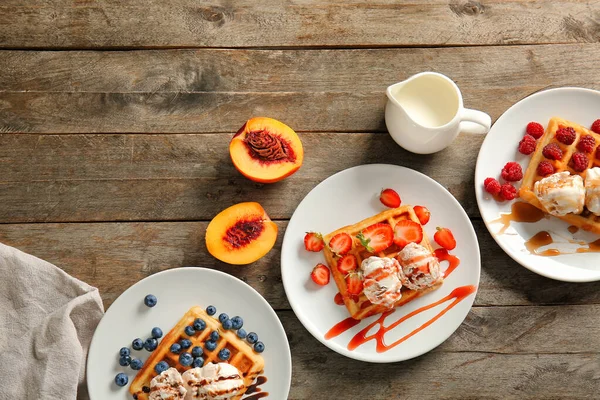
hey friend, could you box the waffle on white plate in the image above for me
[130,306,264,400]
[519,117,600,234]
[323,206,443,320]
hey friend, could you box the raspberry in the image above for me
[571,152,589,172]
[542,143,563,160]
[518,134,536,155]
[556,126,576,145]
[484,177,501,196]
[536,161,555,176]
[591,119,600,134]
[526,122,544,139]
[500,183,517,201]
[501,162,523,182]
[577,135,596,153]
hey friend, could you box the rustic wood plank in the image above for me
[284,307,600,398]
[2,44,600,133]
[1,220,599,309]
[1,1,599,49]
[0,132,482,222]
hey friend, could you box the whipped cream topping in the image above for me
[360,256,404,308]
[396,242,441,290]
[150,367,187,400]
[585,167,600,215]
[182,362,245,400]
[534,172,585,216]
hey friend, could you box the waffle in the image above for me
[323,206,443,320]
[519,117,600,234]
[129,306,264,400]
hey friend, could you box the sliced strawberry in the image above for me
[345,273,363,296]
[379,188,401,208]
[413,205,431,225]
[310,264,330,286]
[328,232,353,255]
[393,220,424,249]
[356,223,393,253]
[304,232,324,252]
[434,227,456,250]
[337,254,358,274]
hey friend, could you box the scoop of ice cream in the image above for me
[360,256,404,308]
[585,167,600,215]
[396,242,441,290]
[181,362,245,400]
[534,171,585,216]
[150,367,187,400]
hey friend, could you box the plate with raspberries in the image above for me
[86,267,291,399]
[476,87,600,282]
[281,164,481,363]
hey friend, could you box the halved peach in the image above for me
[230,117,304,183]
[205,202,278,265]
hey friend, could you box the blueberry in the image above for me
[184,326,195,336]
[231,316,243,330]
[151,327,163,339]
[205,340,217,351]
[144,338,158,352]
[222,319,233,330]
[236,329,247,339]
[144,294,157,308]
[154,361,169,374]
[193,318,206,331]
[132,338,144,351]
[218,348,231,361]
[179,339,192,349]
[170,343,181,354]
[119,355,131,366]
[206,305,216,316]
[179,352,193,367]
[192,357,205,368]
[191,346,203,358]
[218,313,229,323]
[130,358,143,370]
[209,331,220,341]
[119,347,130,357]
[114,372,128,387]
[246,332,258,344]
[253,341,265,353]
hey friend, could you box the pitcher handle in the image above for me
[459,108,491,134]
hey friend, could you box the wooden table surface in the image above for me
[2,1,600,399]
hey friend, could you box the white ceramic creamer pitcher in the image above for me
[385,72,491,154]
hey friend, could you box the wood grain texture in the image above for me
[1,220,599,309]
[0,132,482,222]
[1,1,600,49]
[2,44,600,133]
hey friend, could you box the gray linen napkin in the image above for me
[0,243,104,400]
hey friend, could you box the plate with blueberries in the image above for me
[87,267,291,399]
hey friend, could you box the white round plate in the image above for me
[281,164,480,363]
[87,268,291,399]
[475,87,600,282]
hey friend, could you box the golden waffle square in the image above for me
[323,206,443,320]
[519,117,600,234]
[130,306,264,400]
